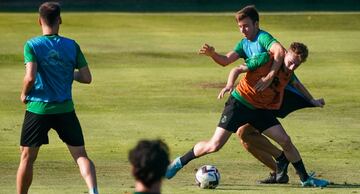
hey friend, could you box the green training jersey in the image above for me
[233,29,277,59]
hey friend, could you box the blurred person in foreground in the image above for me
[129,139,170,194]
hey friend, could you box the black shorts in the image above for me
[271,89,315,118]
[218,96,280,133]
[20,111,84,147]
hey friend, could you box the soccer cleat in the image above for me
[165,157,183,179]
[257,172,289,184]
[276,173,289,184]
[275,158,290,183]
[257,172,276,184]
[301,176,330,187]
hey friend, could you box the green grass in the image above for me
[1,12,360,194]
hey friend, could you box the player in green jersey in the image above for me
[17,2,98,194]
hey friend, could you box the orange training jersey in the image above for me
[235,58,294,109]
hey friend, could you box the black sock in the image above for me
[180,148,196,166]
[275,152,289,163]
[292,160,309,182]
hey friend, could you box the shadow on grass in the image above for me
[216,182,360,191]
[217,183,297,190]
[328,182,360,189]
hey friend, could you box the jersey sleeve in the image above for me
[245,52,271,71]
[258,31,278,51]
[24,42,36,64]
[233,40,247,59]
[75,42,88,69]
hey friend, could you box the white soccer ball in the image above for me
[195,165,220,189]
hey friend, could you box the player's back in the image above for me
[26,35,77,102]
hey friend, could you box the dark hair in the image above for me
[39,2,61,27]
[129,139,170,188]
[289,42,309,62]
[235,5,259,24]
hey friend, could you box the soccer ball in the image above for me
[195,165,220,189]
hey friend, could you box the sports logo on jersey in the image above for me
[221,115,227,123]
[43,49,61,66]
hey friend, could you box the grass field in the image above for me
[0,12,360,194]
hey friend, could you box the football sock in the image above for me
[292,159,309,182]
[180,147,196,166]
[275,151,288,163]
[89,187,98,194]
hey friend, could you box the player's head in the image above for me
[39,2,61,27]
[235,5,259,41]
[284,42,309,71]
[129,139,170,189]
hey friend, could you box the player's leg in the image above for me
[53,111,98,194]
[262,124,298,182]
[262,124,300,162]
[241,140,277,184]
[166,96,252,179]
[237,124,289,183]
[237,124,280,170]
[67,145,98,194]
[193,127,232,156]
[17,111,50,194]
[263,124,329,187]
[16,146,40,194]
[166,127,232,179]
[237,125,275,182]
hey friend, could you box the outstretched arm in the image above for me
[21,62,37,104]
[199,43,240,67]
[291,79,325,107]
[218,65,249,99]
[74,66,92,84]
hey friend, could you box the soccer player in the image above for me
[166,42,330,187]
[199,5,285,91]
[17,2,98,194]
[129,139,170,194]
[199,5,309,184]
[235,74,324,184]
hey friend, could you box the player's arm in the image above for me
[21,42,37,104]
[199,43,240,67]
[217,52,270,99]
[73,42,92,84]
[74,66,92,84]
[290,78,325,107]
[255,42,285,91]
[218,65,248,99]
[21,62,37,104]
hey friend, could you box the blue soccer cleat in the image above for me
[165,157,183,179]
[301,176,330,187]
